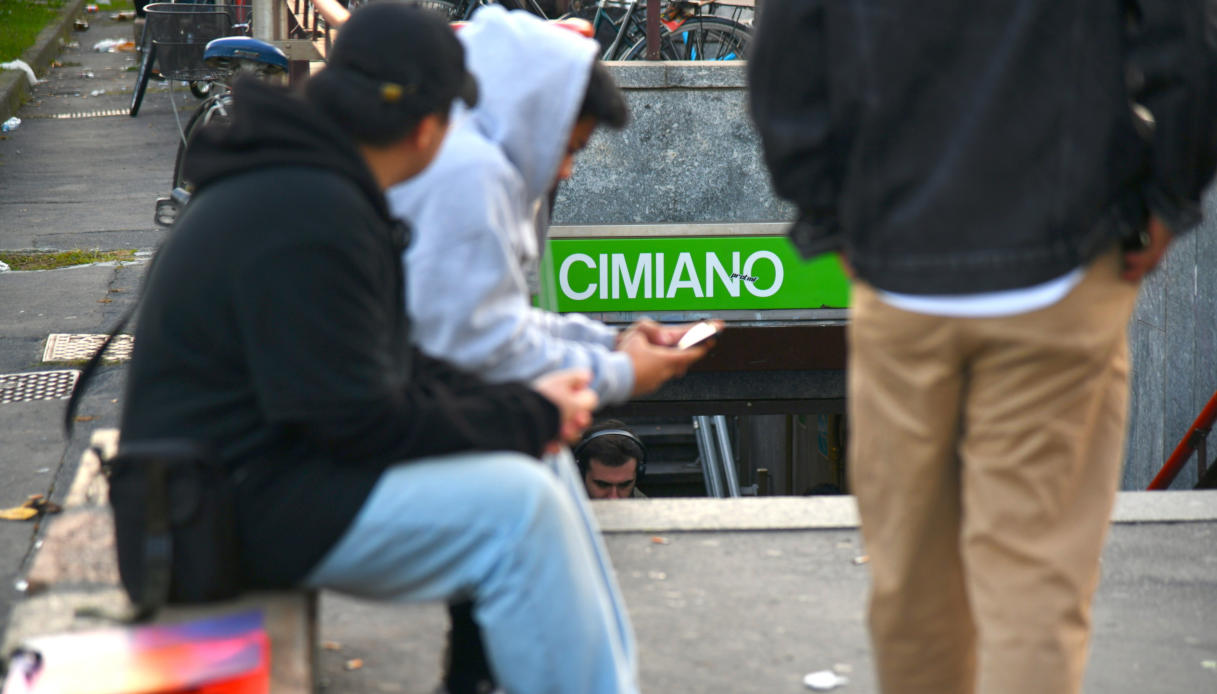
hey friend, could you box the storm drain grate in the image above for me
[32,108,129,120]
[0,370,81,404]
[43,333,134,363]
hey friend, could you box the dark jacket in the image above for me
[120,80,560,587]
[749,0,1217,294]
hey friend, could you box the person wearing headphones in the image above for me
[575,420,649,499]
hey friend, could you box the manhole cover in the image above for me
[43,333,134,363]
[0,370,81,404]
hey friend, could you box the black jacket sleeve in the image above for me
[231,235,559,468]
[303,374,559,466]
[412,348,495,395]
[1127,0,1217,233]
[748,0,846,255]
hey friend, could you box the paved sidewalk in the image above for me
[0,9,172,634]
[1,14,1216,694]
[314,513,1217,694]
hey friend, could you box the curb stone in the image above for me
[0,0,90,124]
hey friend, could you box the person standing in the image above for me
[749,2,1217,693]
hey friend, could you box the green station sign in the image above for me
[537,236,851,312]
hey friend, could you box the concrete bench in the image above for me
[1,428,318,693]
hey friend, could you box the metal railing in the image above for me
[694,415,742,497]
[1147,389,1217,490]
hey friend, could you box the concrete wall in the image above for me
[552,62,793,225]
[1124,190,1217,490]
[552,61,1217,491]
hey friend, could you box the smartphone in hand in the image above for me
[676,320,722,350]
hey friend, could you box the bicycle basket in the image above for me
[145,3,240,81]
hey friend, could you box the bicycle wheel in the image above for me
[414,0,463,19]
[172,91,233,190]
[622,15,751,60]
[129,39,157,116]
[570,4,639,59]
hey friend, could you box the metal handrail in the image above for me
[310,0,347,28]
[693,415,741,497]
[712,415,741,496]
[694,416,725,497]
[1147,389,1217,490]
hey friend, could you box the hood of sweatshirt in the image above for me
[181,78,389,221]
[457,5,598,202]
[383,8,633,405]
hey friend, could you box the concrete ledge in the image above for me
[593,490,1217,533]
[2,590,317,693]
[1,588,131,655]
[24,508,120,591]
[1111,490,1217,522]
[603,61,747,89]
[3,429,318,694]
[0,0,87,123]
[594,496,860,532]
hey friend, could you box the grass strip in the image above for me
[0,249,136,270]
[0,0,67,62]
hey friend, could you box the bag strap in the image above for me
[61,249,176,621]
[63,301,139,438]
[136,455,173,620]
[63,243,166,439]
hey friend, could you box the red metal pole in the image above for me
[1147,389,1217,490]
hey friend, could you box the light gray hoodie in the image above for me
[387,6,634,405]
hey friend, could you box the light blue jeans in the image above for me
[303,448,639,694]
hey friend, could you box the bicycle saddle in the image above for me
[203,37,289,73]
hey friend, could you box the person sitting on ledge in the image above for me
[118,5,639,693]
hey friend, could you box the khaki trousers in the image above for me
[848,249,1139,694]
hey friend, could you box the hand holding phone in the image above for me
[676,320,722,350]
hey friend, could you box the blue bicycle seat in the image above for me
[203,37,289,73]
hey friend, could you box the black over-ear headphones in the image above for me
[573,429,648,482]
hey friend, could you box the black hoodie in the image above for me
[120,80,560,587]
[749,0,1217,294]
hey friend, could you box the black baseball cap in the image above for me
[326,2,478,115]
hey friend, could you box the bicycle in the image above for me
[154,35,288,226]
[130,1,252,117]
[620,12,750,59]
[410,0,750,61]
[388,0,555,22]
[572,0,751,61]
